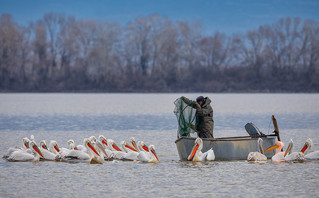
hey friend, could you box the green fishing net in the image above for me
[173,97,197,137]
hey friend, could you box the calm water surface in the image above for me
[0,93,318,197]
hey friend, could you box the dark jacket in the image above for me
[182,96,214,138]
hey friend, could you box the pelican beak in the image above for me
[151,148,160,162]
[188,143,199,161]
[88,142,101,157]
[97,142,109,158]
[24,143,29,149]
[264,144,279,152]
[125,144,137,152]
[142,144,149,152]
[131,140,138,152]
[102,140,108,146]
[284,143,291,157]
[260,143,265,154]
[54,145,60,153]
[112,143,122,151]
[42,145,48,150]
[300,144,308,153]
[33,145,45,159]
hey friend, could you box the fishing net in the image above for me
[173,97,197,137]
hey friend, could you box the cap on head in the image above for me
[196,96,205,103]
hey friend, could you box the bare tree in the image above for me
[125,16,153,77]
[0,13,318,92]
[0,14,24,88]
[300,20,319,79]
[199,32,231,69]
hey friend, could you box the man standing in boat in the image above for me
[181,96,214,138]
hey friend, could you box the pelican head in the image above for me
[265,141,284,154]
[49,140,60,154]
[67,139,74,145]
[149,145,160,162]
[107,139,122,151]
[98,135,108,148]
[22,137,30,149]
[30,135,35,142]
[89,136,97,144]
[30,141,45,159]
[121,140,137,152]
[67,139,77,150]
[257,138,264,154]
[84,138,101,157]
[284,139,294,157]
[39,140,48,150]
[137,141,149,152]
[120,141,128,153]
[188,137,203,161]
[300,138,312,154]
[129,137,138,152]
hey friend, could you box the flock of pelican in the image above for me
[247,138,319,163]
[3,135,318,164]
[3,135,160,164]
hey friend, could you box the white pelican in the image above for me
[121,140,138,153]
[3,147,24,160]
[129,137,138,152]
[187,138,215,162]
[30,135,35,143]
[59,139,91,162]
[67,139,87,152]
[5,141,45,162]
[61,149,91,162]
[89,136,97,146]
[120,141,139,161]
[107,139,126,159]
[265,141,290,163]
[4,137,34,159]
[98,135,109,149]
[49,140,72,161]
[284,139,305,162]
[95,140,112,160]
[305,151,319,160]
[38,140,57,161]
[98,135,114,159]
[84,138,104,164]
[137,141,150,152]
[300,138,312,154]
[137,144,160,163]
[67,139,77,150]
[300,138,319,160]
[23,137,30,149]
[39,140,48,150]
[247,138,267,163]
[49,140,61,154]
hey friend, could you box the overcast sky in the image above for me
[1,0,318,35]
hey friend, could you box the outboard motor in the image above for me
[245,122,265,137]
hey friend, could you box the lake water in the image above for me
[0,93,318,197]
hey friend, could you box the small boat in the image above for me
[175,115,280,161]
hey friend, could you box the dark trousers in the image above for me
[198,132,214,139]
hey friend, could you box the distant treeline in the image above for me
[0,13,318,92]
